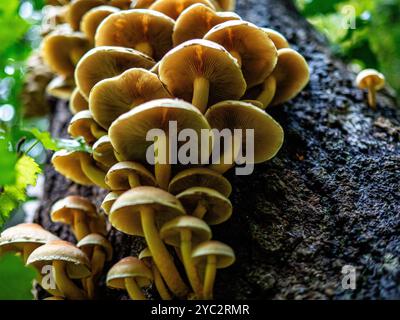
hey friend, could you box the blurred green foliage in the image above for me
[296,0,400,97]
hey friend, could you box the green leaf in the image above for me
[301,0,348,16]
[0,254,37,300]
[0,138,17,186]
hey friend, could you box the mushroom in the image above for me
[210,0,236,11]
[108,0,132,9]
[262,28,289,50]
[70,88,89,114]
[92,136,119,170]
[168,168,232,197]
[205,100,284,174]
[109,187,189,297]
[241,99,265,109]
[160,216,211,298]
[77,233,113,299]
[139,247,172,300]
[204,20,278,88]
[356,69,385,109]
[109,99,212,189]
[51,195,101,241]
[149,0,215,20]
[67,0,105,31]
[106,257,153,300]
[46,75,75,100]
[159,39,246,113]
[105,161,156,190]
[27,240,91,300]
[177,187,232,225]
[75,46,155,100]
[173,3,241,46]
[131,0,157,8]
[89,68,171,129]
[192,240,235,299]
[95,9,174,61]
[68,110,107,145]
[101,191,123,215]
[52,150,108,189]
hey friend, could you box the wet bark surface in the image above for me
[35,0,400,300]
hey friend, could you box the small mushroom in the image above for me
[92,135,119,170]
[159,39,246,113]
[192,240,235,299]
[67,0,105,31]
[109,187,189,297]
[356,69,385,109]
[46,75,75,100]
[68,110,107,145]
[89,68,171,129]
[106,257,153,300]
[262,28,289,50]
[95,9,174,60]
[75,46,155,99]
[149,0,215,20]
[70,88,89,114]
[204,20,278,88]
[160,216,211,298]
[101,191,124,215]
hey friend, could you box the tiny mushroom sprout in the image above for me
[176,187,232,225]
[204,20,278,88]
[109,98,212,189]
[92,135,119,170]
[159,39,246,114]
[139,247,172,300]
[160,216,212,298]
[109,187,189,297]
[89,68,171,129]
[77,233,113,299]
[101,191,124,214]
[67,0,105,31]
[356,69,386,109]
[70,88,89,114]
[105,161,157,190]
[172,3,241,46]
[51,195,101,241]
[106,257,153,300]
[192,240,235,300]
[46,75,76,100]
[75,46,155,100]
[27,240,91,300]
[205,100,284,174]
[262,28,290,50]
[52,150,109,189]
[95,9,175,61]
[68,110,107,145]
[149,0,216,20]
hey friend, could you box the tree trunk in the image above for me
[35,0,400,300]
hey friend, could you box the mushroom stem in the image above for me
[22,244,37,263]
[135,42,154,58]
[90,124,107,140]
[53,260,86,300]
[192,77,210,114]
[73,210,90,241]
[80,155,109,189]
[192,201,207,220]
[87,246,106,299]
[208,133,242,174]
[203,255,217,300]
[141,206,189,298]
[152,264,172,300]
[125,278,146,300]
[181,229,203,298]
[128,173,141,188]
[230,50,242,67]
[256,76,277,109]
[367,85,377,109]
[154,134,171,190]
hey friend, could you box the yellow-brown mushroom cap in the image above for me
[106,0,132,9]
[109,186,186,236]
[51,195,98,225]
[93,135,118,169]
[204,20,278,88]
[159,39,246,109]
[89,68,171,129]
[106,256,153,289]
[176,187,232,225]
[192,240,235,268]
[211,0,235,11]
[262,28,289,50]
[356,69,385,90]
[149,0,215,20]
[172,3,241,46]
[95,9,174,61]
[205,100,284,163]
[77,233,113,260]
[138,247,152,262]
[101,191,124,214]
[68,110,105,145]
[46,76,76,100]
[70,88,89,114]
[75,46,155,99]
[67,0,105,31]
[160,215,211,247]
[131,0,157,9]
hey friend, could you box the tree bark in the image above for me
[35,0,400,300]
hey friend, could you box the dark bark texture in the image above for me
[35,0,400,300]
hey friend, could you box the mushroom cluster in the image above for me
[4,0,310,300]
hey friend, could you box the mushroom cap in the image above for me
[51,195,98,225]
[101,191,124,214]
[172,3,241,46]
[109,98,212,163]
[27,240,91,279]
[46,76,75,100]
[204,20,278,88]
[95,9,174,61]
[70,88,89,114]
[109,186,186,236]
[242,99,265,109]
[149,0,215,20]
[75,46,155,99]
[159,39,246,109]
[356,69,385,90]
[138,247,152,261]
[67,0,105,31]
[205,100,284,163]
[210,0,236,11]
[192,240,235,268]
[107,257,153,289]
[93,135,118,169]
[107,0,133,9]
[168,167,232,197]
[271,48,310,106]
[90,68,171,129]
[68,110,103,145]
[132,0,157,9]
[77,233,113,261]
[262,28,289,50]
[177,187,232,225]
[105,161,157,190]
[81,5,120,43]
[160,216,212,247]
